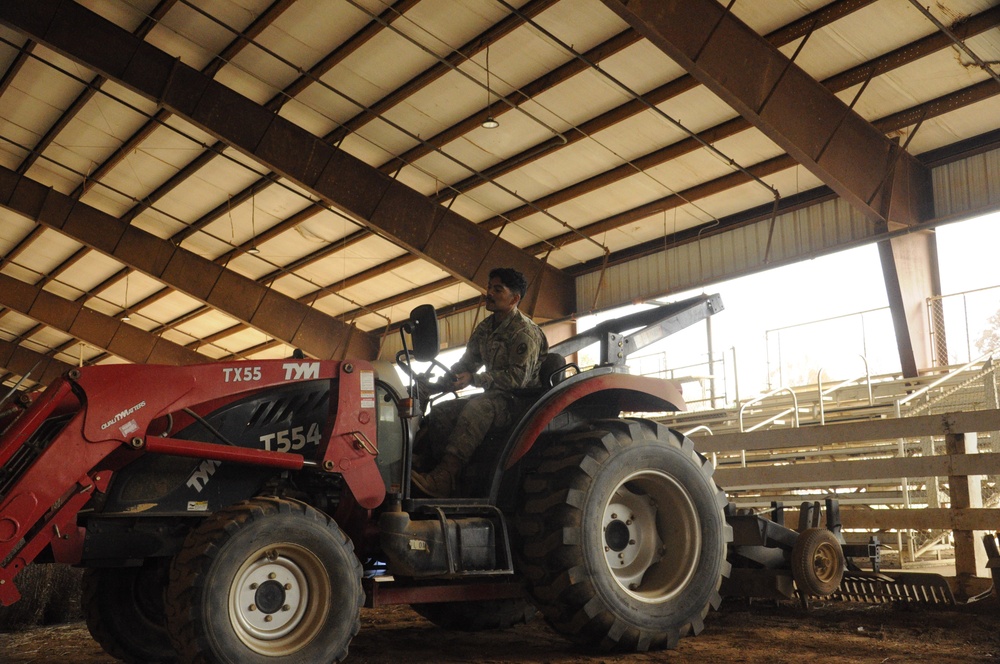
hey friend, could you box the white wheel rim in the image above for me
[601,470,701,603]
[229,543,330,655]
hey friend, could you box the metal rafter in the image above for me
[0,0,573,320]
[478,3,1000,233]
[436,0,880,202]
[0,338,72,387]
[0,272,206,366]
[16,0,178,176]
[600,0,933,229]
[70,14,1000,358]
[3,0,883,354]
[0,166,379,361]
[325,0,561,146]
[8,9,994,376]
[523,79,998,255]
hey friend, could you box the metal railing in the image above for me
[739,386,799,432]
[817,355,872,425]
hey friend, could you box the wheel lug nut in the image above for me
[250,583,258,589]
[629,539,636,545]
[282,604,290,612]
[285,583,292,590]
[249,604,257,612]
[264,615,273,623]
[611,513,618,519]
[268,572,277,580]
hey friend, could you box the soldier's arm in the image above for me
[451,326,485,377]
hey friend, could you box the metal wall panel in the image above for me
[933,148,1000,218]
[578,198,873,311]
[406,147,1000,351]
[378,307,487,362]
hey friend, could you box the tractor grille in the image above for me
[247,388,329,429]
[0,414,73,504]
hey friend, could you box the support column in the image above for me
[945,431,988,598]
[878,229,941,377]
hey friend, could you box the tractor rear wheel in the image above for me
[516,420,730,651]
[165,497,363,663]
[411,597,536,631]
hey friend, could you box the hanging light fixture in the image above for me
[482,45,499,129]
[121,272,131,322]
[248,190,261,254]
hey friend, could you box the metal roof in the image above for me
[0,0,998,386]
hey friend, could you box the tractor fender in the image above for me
[503,370,686,469]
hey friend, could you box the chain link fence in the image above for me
[928,284,1000,366]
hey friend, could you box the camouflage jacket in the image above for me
[452,308,548,392]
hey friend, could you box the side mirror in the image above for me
[407,304,439,362]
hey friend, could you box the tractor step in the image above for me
[834,571,956,605]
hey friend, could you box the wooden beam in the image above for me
[714,452,1000,491]
[699,409,1000,454]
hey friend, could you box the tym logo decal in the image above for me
[283,362,319,381]
[101,401,147,430]
[223,366,262,383]
[186,459,222,492]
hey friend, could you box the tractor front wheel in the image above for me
[517,420,730,651]
[165,497,363,663]
[82,560,175,663]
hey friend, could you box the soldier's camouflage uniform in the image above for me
[424,308,548,463]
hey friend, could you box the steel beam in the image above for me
[878,230,941,376]
[0,339,73,387]
[0,273,206,366]
[0,0,573,320]
[0,166,378,361]
[599,0,933,229]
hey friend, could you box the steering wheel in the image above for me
[395,351,457,406]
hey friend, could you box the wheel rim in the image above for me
[811,540,841,586]
[229,543,331,656]
[601,470,701,603]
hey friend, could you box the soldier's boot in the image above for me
[411,453,463,498]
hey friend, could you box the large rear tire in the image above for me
[516,420,730,651]
[165,497,363,664]
[411,597,536,631]
[82,560,176,663]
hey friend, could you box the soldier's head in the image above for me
[486,267,527,315]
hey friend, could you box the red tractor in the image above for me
[0,294,729,662]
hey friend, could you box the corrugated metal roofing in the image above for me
[0,0,998,386]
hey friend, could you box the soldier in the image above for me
[411,267,548,498]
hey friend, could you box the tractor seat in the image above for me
[509,353,568,401]
[537,352,568,388]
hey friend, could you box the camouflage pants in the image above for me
[418,391,516,463]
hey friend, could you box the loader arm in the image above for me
[0,359,384,606]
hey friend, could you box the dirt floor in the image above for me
[2,596,998,664]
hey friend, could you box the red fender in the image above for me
[505,372,685,468]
